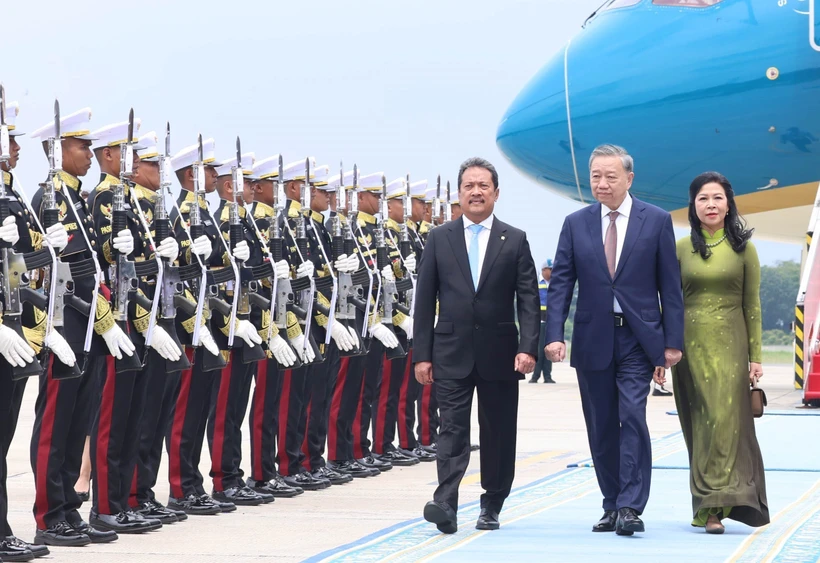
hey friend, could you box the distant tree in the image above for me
[759,260,800,333]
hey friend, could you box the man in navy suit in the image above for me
[545,145,683,536]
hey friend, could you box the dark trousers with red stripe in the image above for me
[372,337,411,455]
[355,339,385,459]
[1,370,27,536]
[207,350,255,491]
[30,357,95,529]
[417,382,440,446]
[397,350,421,450]
[90,355,150,516]
[302,343,340,471]
[327,354,366,463]
[166,348,218,499]
[276,365,311,476]
[249,357,283,483]
[130,350,180,506]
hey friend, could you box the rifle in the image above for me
[400,173,412,259]
[375,175,406,359]
[348,165,374,351]
[430,175,441,229]
[445,181,453,223]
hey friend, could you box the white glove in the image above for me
[0,216,19,246]
[143,325,182,362]
[274,260,290,279]
[330,321,356,352]
[101,323,136,360]
[232,240,250,262]
[44,223,68,251]
[381,265,395,283]
[346,325,361,349]
[404,254,417,274]
[370,323,399,349]
[399,317,414,339]
[45,330,76,367]
[0,324,36,367]
[289,333,315,363]
[269,334,297,367]
[198,326,221,357]
[234,319,263,348]
[156,237,179,261]
[192,234,211,258]
[112,229,134,256]
[334,254,359,274]
[297,261,314,279]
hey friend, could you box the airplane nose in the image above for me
[496,44,579,199]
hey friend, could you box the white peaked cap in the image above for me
[3,101,25,136]
[357,171,384,193]
[326,170,356,192]
[312,165,331,189]
[385,177,407,200]
[410,180,428,199]
[30,107,97,141]
[215,152,256,177]
[137,131,159,161]
[171,137,218,171]
[91,118,143,150]
[282,157,317,182]
[252,155,282,180]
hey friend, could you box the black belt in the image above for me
[613,313,626,327]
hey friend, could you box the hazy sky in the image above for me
[2,0,801,267]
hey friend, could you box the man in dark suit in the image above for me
[546,144,684,536]
[414,157,539,534]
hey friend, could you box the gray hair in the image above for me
[589,144,634,174]
[458,157,499,190]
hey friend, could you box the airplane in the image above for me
[496,0,820,401]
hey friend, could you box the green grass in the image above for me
[762,350,793,365]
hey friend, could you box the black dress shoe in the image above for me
[312,466,353,485]
[616,508,645,536]
[328,460,378,478]
[247,477,302,498]
[419,444,437,454]
[543,378,556,384]
[89,511,157,534]
[125,510,163,530]
[5,537,48,559]
[76,490,90,502]
[246,485,275,504]
[358,455,393,471]
[212,486,265,506]
[34,521,91,547]
[476,507,500,531]
[423,501,457,534]
[376,450,419,467]
[528,378,538,383]
[167,494,221,515]
[200,493,235,513]
[138,499,180,524]
[281,471,329,491]
[411,446,436,462]
[0,538,34,562]
[592,510,617,532]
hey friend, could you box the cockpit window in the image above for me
[603,0,641,9]
[652,0,723,6]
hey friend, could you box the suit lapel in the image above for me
[447,217,475,293]
[585,203,612,280]
[614,198,646,280]
[476,219,507,293]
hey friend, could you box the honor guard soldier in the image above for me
[127,130,188,524]
[0,96,69,561]
[370,177,418,467]
[423,186,435,225]
[450,189,462,222]
[166,137,232,515]
[30,107,134,547]
[244,155,302,498]
[207,151,271,506]
[299,165,357,486]
[86,117,181,534]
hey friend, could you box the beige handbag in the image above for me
[750,378,767,418]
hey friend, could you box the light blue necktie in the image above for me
[468,224,483,289]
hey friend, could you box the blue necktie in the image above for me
[468,224,483,289]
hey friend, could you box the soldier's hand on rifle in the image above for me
[399,317,414,339]
[274,260,290,280]
[156,237,179,262]
[198,326,221,357]
[45,330,76,367]
[370,324,399,349]
[44,223,68,251]
[296,261,314,279]
[192,234,211,258]
[333,254,359,274]
[381,265,395,283]
[235,319,263,348]
[0,324,36,367]
[288,333,315,363]
[101,323,136,360]
[232,240,250,262]
[404,254,417,274]
[0,216,19,246]
[269,334,297,367]
[112,229,134,257]
[144,325,182,362]
[330,321,356,351]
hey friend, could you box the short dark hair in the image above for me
[458,157,498,191]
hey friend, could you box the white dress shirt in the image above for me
[600,194,632,313]
[463,214,494,285]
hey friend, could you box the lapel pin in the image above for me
[501,235,506,240]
